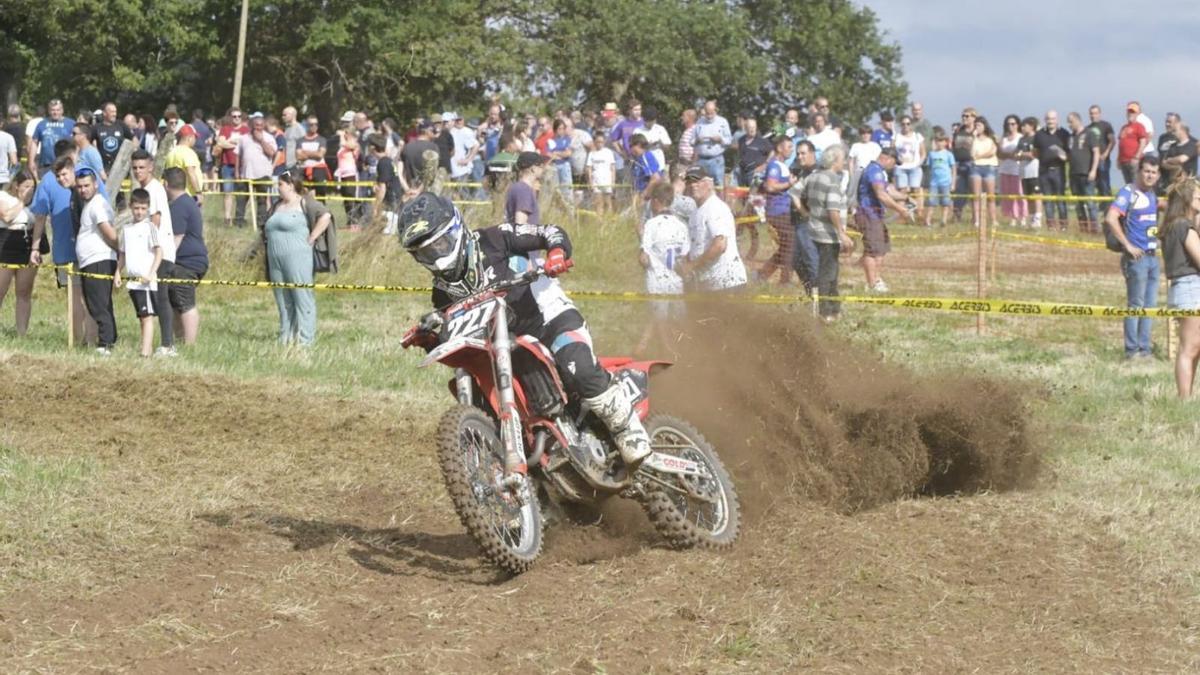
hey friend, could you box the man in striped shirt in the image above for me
[678,109,697,163]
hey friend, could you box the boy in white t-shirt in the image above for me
[585,135,616,215]
[114,189,163,357]
[637,181,690,355]
[73,169,119,354]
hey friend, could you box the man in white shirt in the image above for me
[131,150,178,356]
[807,113,841,162]
[640,106,673,171]
[236,113,278,227]
[683,165,747,292]
[74,169,119,352]
[448,113,479,198]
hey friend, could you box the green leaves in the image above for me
[2,0,906,129]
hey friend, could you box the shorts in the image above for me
[220,164,237,193]
[970,164,997,180]
[854,210,891,256]
[592,185,613,195]
[0,228,47,265]
[649,297,686,322]
[896,167,923,189]
[1021,177,1042,195]
[1168,274,1200,310]
[167,264,205,312]
[926,183,952,207]
[129,288,158,318]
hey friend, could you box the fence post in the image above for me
[248,179,258,232]
[977,219,987,335]
[66,265,74,349]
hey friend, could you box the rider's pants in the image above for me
[540,308,610,399]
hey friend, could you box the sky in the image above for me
[863,0,1200,132]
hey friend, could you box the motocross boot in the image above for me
[583,383,652,467]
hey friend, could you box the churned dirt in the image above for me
[1,346,1196,672]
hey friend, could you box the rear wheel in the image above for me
[641,415,740,550]
[436,405,543,574]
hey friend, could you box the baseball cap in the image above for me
[340,110,355,124]
[430,113,444,124]
[442,111,459,121]
[515,151,548,171]
[683,165,711,183]
[249,111,264,119]
[1127,102,1141,114]
[177,123,197,138]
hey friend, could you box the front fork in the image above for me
[489,304,528,483]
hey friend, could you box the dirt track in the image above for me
[1,351,1196,672]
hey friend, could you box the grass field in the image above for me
[1,196,1198,672]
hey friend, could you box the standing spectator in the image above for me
[435,113,456,174]
[165,124,204,198]
[806,113,841,163]
[1117,103,1150,184]
[693,100,732,187]
[566,117,593,199]
[484,104,504,161]
[4,105,28,172]
[1160,123,1197,187]
[113,189,163,358]
[262,172,331,347]
[215,108,248,227]
[0,169,40,334]
[586,135,616,214]
[735,118,772,188]
[1159,177,1200,396]
[808,96,840,131]
[190,109,214,181]
[140,115,161,156]
[1132,102,1156,156]
[368,134,401,235]
[334,112,361,217]
[71,123,105,181]
[893,114,925,207]
[677,109,697,164]
[1088,105,1116,196]
[547,118,574,203]
[970,117,999,230]
[1034,110,1071,231]
[855,147,912,292]
[997,115,1027,227]
[805,145,853,320]
[911,102,934,156]
[848,125,882,211]
[788,141,820,290]
[871,112,895,149]
[924,133,956,227]
[640,106,672,172]
[73,169,119,354]
[29,152,96,344]
[1067,112,1102,233]
[353,111,379,226]
[450,114,481,198]
[951,108,978,221]
[164,167,207,345]
[27,99,74,174]
[281,106,306,171]
[608,99,645,166]
[237,113,278,229]
[505,152,547,225]
[1104,156,1161,360]
[399,120,438,194]
[1016,117,1043,228]
[780,108,804,166]
[684,165,747,292]
[756,135,797,286]
[130,150,178,356]
[93,103,133,175]
[0,122,16,189]
[636,181,690,355]
[296,114,330,194]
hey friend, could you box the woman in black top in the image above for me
[1160,177,1200,397]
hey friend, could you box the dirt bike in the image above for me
[401,268,740,574]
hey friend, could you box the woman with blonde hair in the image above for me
[970,116,999,229]
[1160,177,1200,397]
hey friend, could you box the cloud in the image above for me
[862,0,1200,129]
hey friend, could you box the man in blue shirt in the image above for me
[1104,155,1161,359]
[27,99,75,174]
[693,99,732,187]
[856,147,912,293]
[548,118,574,204]
[871,111,895,150]
[628,134,663,198]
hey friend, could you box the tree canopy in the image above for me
[1,0,908,128]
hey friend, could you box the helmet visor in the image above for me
[411,214,463,271]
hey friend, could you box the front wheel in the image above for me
[641,415,741,550]
[436,405,543,574]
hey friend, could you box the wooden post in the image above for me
[248,180,258,232]
[232,0,250,108]
[66,265,74,348]
[977,220,987,334]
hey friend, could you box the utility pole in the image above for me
[232,0,250,108]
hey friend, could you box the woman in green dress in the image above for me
[263,172,331,345]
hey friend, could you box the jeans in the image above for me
[1096,157,1112,196]
[698,155,725,188]
[815,241,842,317]
[471,156,487,200]
[236,174,270,227]
[953,161,973,215]
[1068,174,1098,229]
[1038,167,1068,223]
[554,161,573,203]
[791,219,819,293]
[1121,253,1159,356]
[80,260,117,348]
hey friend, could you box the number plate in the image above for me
[445,301,498,339]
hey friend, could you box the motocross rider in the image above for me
[398,192,652,468]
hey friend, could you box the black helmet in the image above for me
[399,192,468,282]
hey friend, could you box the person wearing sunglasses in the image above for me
[215,108,249,227]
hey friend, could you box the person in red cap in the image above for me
[1118,102,1150,184]
[165,124,204,200]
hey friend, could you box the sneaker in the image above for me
[95,347,112,357]
[872,279,890,293]
[154,346,179,358]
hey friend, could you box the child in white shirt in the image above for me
[586,136,616,215]
[115,189,163,357]
[636,182,690,355]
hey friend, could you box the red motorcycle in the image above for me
[402,269,740,574]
